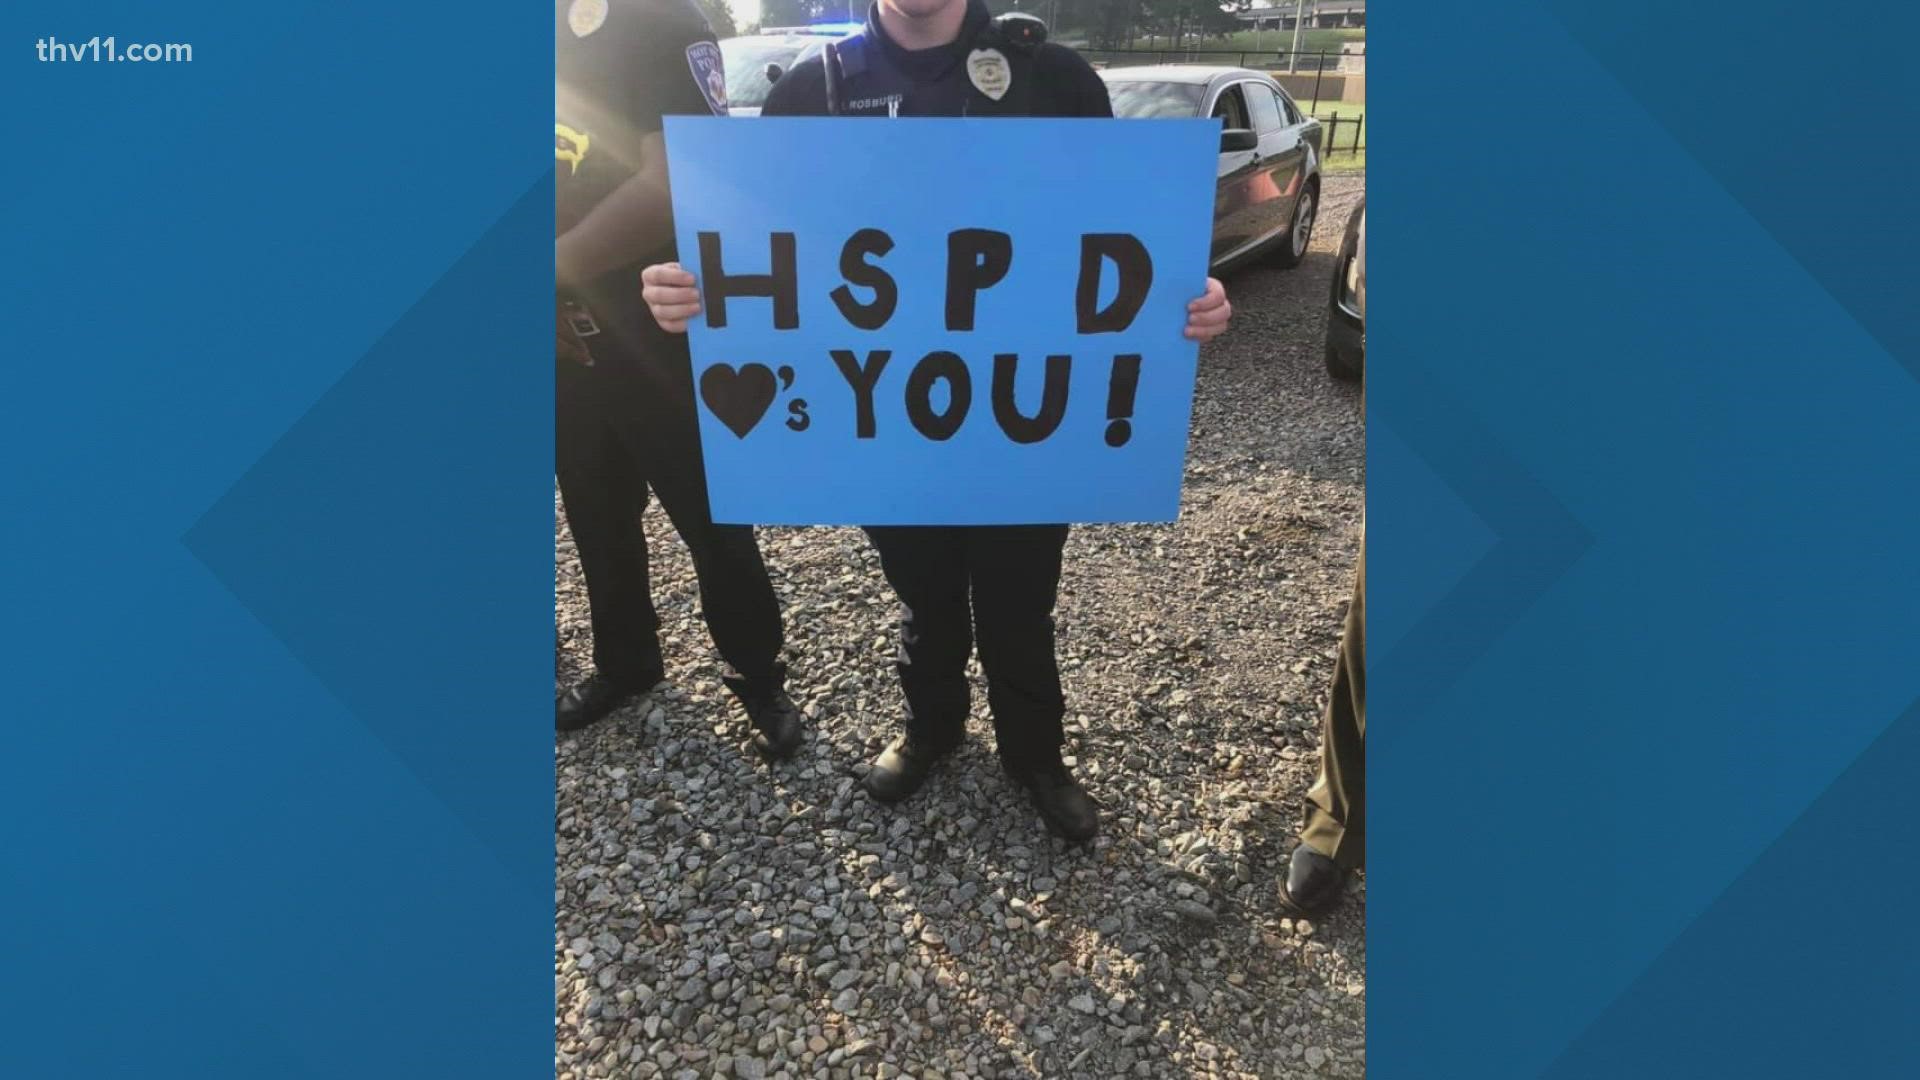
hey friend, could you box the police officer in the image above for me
[554,0,804,758]
[1282,213,1364,915]
[638,0,1233,840]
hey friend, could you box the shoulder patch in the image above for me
[555,123,590,174]
[685,41,729,116]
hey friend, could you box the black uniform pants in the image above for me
[862,524,1070,766]
[1302,542,1365,870]
[555,333,784,697]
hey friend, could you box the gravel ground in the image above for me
[557,174,1366,1080]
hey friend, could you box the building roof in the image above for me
[1237,0,1367,15]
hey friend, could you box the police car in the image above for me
[1326,198,1365,381]
[1101,65,1324,274]
[719,24,860,117]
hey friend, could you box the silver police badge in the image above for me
[967,48,1011,101]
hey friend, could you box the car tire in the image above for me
[1323,200,1364,382]
[1325,336,1363,382]
[1271,181,1319,269]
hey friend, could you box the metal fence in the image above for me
[1319,109,1364,157]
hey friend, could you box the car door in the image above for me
[1241,80,1305,247]
[1208,82,1263,263]
[1276,84,1321,158]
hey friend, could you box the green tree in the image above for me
[1079,0,1147,48]
[696,0,738,38]
[1135,0,1240,48]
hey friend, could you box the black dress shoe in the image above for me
[1278,844,1346,916]
[555,668,661,733]
[863,735,956,804]
[1003,758,1100,842]
[742,689,804,760]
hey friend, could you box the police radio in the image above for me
[990,12,1047,52]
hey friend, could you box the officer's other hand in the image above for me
[641,261,703,333]
[1184,277,1231,343]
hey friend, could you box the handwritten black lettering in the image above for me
[1075,234,1152,334]
[830,228,898,331]
[945,229,1013,331]
[830,349,892,439]
[991,353,1071,444]
[697,231,799,330]
[905,350,972,441]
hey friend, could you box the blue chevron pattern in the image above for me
[1375,3,1920,1077]
[0,3,552,1076]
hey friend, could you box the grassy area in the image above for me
[1312,98,1364,128]
[1306,99,1365,171]
[1325,149,1365,173]
[1207,27,1366,56]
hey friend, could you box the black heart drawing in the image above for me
[700,363,778,439]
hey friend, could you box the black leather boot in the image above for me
[1002,757,1099,842]
[555,667,662,733]
[723,665,804,760]
[741,689,803,760]
[863,734,956,804]
[1278,843,1347,916]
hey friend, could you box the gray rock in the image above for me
[1172,900,1219,926]
[553,204,1371,1080]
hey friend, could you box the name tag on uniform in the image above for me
[847,94,904,117]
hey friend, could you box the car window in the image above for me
[720,37,808,110]
[1211,85,1250,131]
[1278,88,1305,126]
[1245,83,1285,134]
[1103,80,1206,119]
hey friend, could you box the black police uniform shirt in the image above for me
[761,0,1113,119]
[555,0,725,261]
[557,0,727,374]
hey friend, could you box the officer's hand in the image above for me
[640,261,703,334]
[1184,277,1232,343]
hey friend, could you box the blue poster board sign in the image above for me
[665,116,1218,525]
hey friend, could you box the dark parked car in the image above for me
[718,26,856,117]
[1100,65,1323,274]
[1326,198,1365,381]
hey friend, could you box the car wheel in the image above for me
[1324,205,1363,382]
[1272,183,1318,269]
[1325,335,1363,382]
